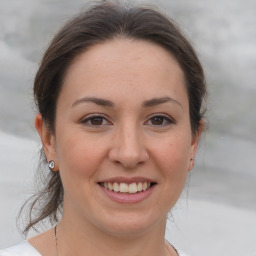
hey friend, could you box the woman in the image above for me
[0,1,206,255]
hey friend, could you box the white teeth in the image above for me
[113,182,119,192]
[137,182,143,192]
[108,183,113,191]
[102,181,152,193]
[128,183,137,193]
[142,182,147,191]
[120,183,129,193]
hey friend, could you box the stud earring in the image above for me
[48,160,56,171]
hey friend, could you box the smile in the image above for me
[99,182,155,194]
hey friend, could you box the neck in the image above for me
[57,212,171,256]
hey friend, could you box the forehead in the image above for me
[60,38,187,106]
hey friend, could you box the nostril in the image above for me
[108,138,149,169]
[110,154,144,169]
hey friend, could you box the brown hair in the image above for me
[20,0,206,235]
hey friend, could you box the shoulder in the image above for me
[0,241,41,256]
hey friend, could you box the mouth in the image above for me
[98,182,157,194]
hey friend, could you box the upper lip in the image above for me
[98,176,157,184]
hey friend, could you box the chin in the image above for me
[94,211,166,238]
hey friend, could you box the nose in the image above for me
[108,123,149,169]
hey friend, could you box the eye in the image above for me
[81,115,111,126]
[145,115,174,126]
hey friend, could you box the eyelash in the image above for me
[80,114,175,127]
[144,114,175,126]
[81,114,111,126]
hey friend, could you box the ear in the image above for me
[188,120,204,171]
[35,113,57,162]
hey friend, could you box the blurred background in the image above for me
[0,0,255,255]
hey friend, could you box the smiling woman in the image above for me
[0,1,206,256]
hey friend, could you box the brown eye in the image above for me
[90,117,103,125]
[81,115,111,126]
[151,116,164,125]
[145,115,174,126]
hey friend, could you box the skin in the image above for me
[32,38,203,256]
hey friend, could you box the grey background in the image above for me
[0,0,256,255]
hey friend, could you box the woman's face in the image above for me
[40,39,201,236]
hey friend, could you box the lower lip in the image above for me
[98,185,155,204]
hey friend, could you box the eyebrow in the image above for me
[72,97,114,108]
[143,96,183,109]
[72,96,183,109]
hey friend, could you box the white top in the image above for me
[0,241,191,256]
[0,241,41,256]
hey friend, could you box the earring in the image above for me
[49,160,56,171]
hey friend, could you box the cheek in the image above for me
[151,132,192,187]
[55,131,107,180]
[155,134,191,168]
